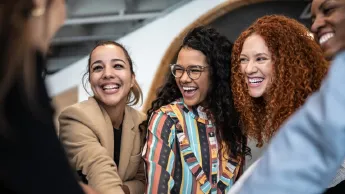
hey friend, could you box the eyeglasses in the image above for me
[170,64,209,80]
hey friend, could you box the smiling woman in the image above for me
[231,15,329,169]
[311,0,345,60]
[141,26,249,194]
[58,41,146,194]
[239,34,273,99]
[311,0,345,192]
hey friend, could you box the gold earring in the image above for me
[31,7,46,17]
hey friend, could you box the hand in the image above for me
[79,183,99,194]
[121,185,130,194]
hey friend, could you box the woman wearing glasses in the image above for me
[141,26,249,194]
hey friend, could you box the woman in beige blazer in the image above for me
[59,41,146,194]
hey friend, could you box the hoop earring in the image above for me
[31,7,46,17]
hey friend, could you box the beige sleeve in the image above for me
[124,158,146,194]
[59,107,125,194]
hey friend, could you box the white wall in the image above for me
[46,0,227,109]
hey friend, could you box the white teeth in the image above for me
[183,86,197,91]
[103,84,120,90]
[248,78,264,83]
[319,33,334,45]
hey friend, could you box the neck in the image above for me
[102,102,126,129]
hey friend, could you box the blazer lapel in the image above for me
[118,106,135,179]
[89,97,115,159]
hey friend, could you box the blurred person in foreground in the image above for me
[309,0,345,192]
[0,0,97,193]
[228,1,345,194]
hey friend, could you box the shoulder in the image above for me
[155,100,183,115]
[148,100,184,125]
[59,97,103,126]
[125,105,146,124]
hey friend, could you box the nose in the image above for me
[244,60,258,75]
[311,15,326,35]
[179,69,191,83]
[102,65,114,79]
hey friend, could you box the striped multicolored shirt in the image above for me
[143,99,241,194]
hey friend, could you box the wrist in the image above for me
[121,185,130,194]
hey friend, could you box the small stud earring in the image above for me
[31,7,46,17]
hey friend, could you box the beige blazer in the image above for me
[59,97,146,194]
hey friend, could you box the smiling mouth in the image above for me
[319,32,335,45]
[182,86,198,97]
[102,83,121,93]
[249,77,263,83]
[248,77,264,86]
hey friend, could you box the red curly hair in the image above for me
[231,15,329,147]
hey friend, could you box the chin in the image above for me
[324,51,335,61]
[249,92,264,98]
[183,100,198,107]
[99,98,121,106]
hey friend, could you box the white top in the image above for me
[329,161,345,188]
[228,159,261,194]
[244,138,267,170]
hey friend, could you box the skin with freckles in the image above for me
[239,34,273,98]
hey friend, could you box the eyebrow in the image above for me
[240,53,268,57]
[91,59,126,66]
[311,0,332,21]
[255,53,269,57]
[319,0,332,11]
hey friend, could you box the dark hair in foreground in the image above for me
[140,26,250,158]
[0,0,54,136]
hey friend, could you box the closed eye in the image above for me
[92,65,103,72]
[190,68,202,73]
[257,57,267,62]
[323,6,336,16]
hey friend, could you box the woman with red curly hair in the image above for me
[231,15,329,169]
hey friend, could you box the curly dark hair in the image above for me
[141,26,249,158]
[231,15,329,146]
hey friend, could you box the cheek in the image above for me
[198,74,210,93]
[89,74,98,88]
[265,62,274,77]
[239,64,246,74]
[175,77,180,86]
[121,72,134,87]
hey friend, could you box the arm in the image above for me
[123,159,146,194]
[59,107,125,194]
[234,52,345,194]
[123,113,147,194]
[144,111,176,194]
